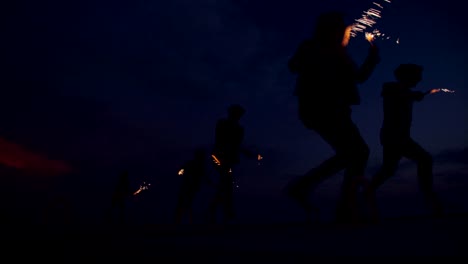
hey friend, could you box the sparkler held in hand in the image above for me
[424,88,455,95]
[133,181,151,196]
[366,63,445,222]
[351,0,399,45]
[175,148,210,224]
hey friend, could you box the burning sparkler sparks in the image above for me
[133,181,151,196]
[351,0,398,44]
[425,88,456,95]
[441,88,455,93]
[178,168,184,175]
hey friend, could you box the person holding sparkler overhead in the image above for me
[366,64,444,221]
[284,11,380,223]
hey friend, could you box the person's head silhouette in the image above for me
[227,104,245,121]
[313,11,351,47]
[394,64,423,88]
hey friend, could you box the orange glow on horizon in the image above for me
[0,137,72,176]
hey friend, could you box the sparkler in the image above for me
[133,181,151,196]
[424,88,456,95]
[441,88,455,93]
[351,0,399,44]
[178,168,184,175]
[211,154,221,166]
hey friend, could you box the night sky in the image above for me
[1,0,467,225]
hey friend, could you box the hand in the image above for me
[414,91,425,101]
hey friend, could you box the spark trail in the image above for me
[351,0,399,44]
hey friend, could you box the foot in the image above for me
[283,186,317,215]
[429,198,445,218]
[363,185,380,223]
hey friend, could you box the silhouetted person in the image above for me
[284,11,380,223]
[366,64,444,221]
[174,148,210,224]
[208,104,252,224]
[109,170,131,224]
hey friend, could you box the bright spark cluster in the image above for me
[430,88,456,94]
[351,0,399,44]
[133,181,151,196]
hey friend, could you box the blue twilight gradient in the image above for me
[1,0,467,224]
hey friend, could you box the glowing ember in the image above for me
[178,168,184,175]
[429,88,440,94]
[342,25,353,47]
[133,181,151,196]
[257,153,263,166]
[365,32,375,43]
[211,154,221,166]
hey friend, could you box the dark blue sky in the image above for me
[1,0,467,224]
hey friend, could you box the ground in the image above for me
[3,213,467,262]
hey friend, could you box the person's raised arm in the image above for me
[356,43,380,83]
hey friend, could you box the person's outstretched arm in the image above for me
[410,91,425,102]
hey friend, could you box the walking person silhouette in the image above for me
[366,63,444,221]
[174,148,211,224]
[207,104,253,224]
[284,11,380,223]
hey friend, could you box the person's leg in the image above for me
[175,197,188,224]
[285,118,348,214]
[402,139,443,216]
[219,169,235,223]
[333,119,370,223]
[369,146,402,190]
[365,145,402,222]
[207,166,230,224]
[207,187,221,224]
